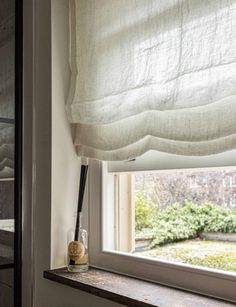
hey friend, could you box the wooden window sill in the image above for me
[44,267,235,307]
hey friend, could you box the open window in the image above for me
[88,150,236,302]
[65,0,236,303]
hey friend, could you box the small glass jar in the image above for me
[67,212,88,272]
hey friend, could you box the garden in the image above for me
[135,192,236,272]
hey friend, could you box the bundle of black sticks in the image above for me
[69,163,88,266]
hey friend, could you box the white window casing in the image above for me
[88,159,236,303]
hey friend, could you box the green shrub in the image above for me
[135,192,159,231]
[135,196,236,247]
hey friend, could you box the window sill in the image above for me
[44,267,234,307]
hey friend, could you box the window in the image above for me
[222,195,228,207]
[189,176,198,189]
[67,0,236,303]
[222,178,226,187]
[113,170,236,270]
[88,150,236,302]
[230,194,236,208]
[230,175,236,187]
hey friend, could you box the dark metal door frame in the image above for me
[14,0,23,306]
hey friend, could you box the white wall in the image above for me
[22,0,124,306]
[51,0,80,269]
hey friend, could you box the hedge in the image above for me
[135,193,236,247]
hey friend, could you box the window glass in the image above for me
[111,168,236,273]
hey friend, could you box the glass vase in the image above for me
[67,212,88,272]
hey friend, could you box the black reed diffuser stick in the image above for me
[69,162,88,266]
[74,164,88,241]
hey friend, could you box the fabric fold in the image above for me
[67,0,236,161]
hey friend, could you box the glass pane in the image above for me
[0,1,15,306]
[134,168,236,273]
[108,167,236,275]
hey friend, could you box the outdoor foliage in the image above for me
[135,192,158,231]
[135,193,236,247]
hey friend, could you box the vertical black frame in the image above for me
[14,0,23,306]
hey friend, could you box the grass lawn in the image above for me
[137,239,236,272]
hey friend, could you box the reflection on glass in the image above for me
[0,1,15,306]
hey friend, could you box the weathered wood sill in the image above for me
[44,267,235,307]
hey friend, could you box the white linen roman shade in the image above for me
[66,0,236,161]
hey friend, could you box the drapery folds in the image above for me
[67,0,236,161]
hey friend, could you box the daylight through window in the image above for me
[110,168,236,273]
